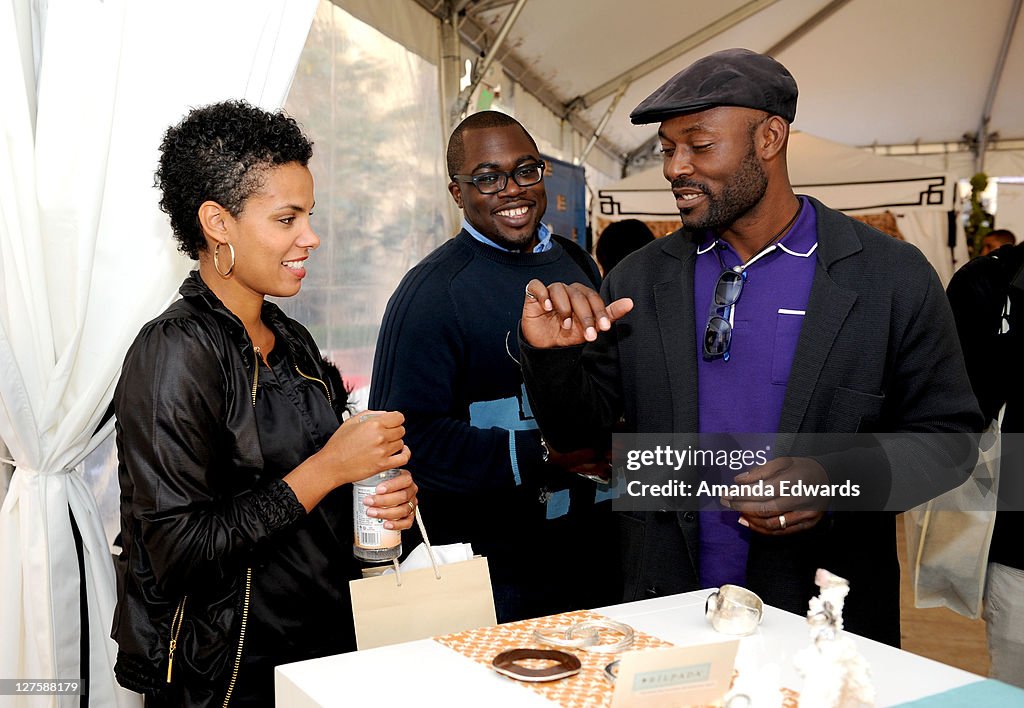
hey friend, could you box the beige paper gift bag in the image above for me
[349,510,497,649]
[905,413,1001,619]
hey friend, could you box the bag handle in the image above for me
[391,506,442,586]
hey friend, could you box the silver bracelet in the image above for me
[533,625,599,649]
[534,619,635,653]
[566,618,635,654]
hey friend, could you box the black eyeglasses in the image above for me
[451,161,546,194]
[703,267,746,361]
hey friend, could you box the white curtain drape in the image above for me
[896,210,967,287]
[995,182,1024,238]
[0,1,317,705]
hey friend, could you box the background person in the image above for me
[947,239,1024,686]
[517,49,981,647]
[595,218,656,275]
[370,110,619,623]
[980,228,1017,257]
[112,100,416,706]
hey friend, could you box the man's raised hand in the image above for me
[521,279,633,348]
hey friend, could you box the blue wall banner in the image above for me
[541,154,587,249]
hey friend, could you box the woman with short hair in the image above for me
[112,100,416,706]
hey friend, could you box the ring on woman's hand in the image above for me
[407,501,415,512]
[524,285,537,301]
[778,514,787,530]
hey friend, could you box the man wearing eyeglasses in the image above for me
[517,49,982,646]
[369,110,619,622]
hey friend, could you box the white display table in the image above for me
[275,590,982,707]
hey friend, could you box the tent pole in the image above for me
[763,0,853,56]
[623,135,663,177]
[450,0,528,124]
[575,82,629,166]
[439,1,464,231]
[439,1,462,141]
[974,0,1021,173]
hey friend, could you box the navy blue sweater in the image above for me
[370,231,613,618]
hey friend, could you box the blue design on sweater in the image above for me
[369,229,601,537]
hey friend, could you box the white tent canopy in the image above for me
[406,0,1024,179]
[0,1,1016,703]
[597,132,967,283]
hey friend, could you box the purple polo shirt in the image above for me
[695,196,818,589]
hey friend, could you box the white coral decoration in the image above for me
[808,568,849,643]
[794,568,876,707]
[724,661,783,708]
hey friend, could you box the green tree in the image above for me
[277,4,449,386]
[965,172,994,259]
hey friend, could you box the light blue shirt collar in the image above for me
[462,218,553,253]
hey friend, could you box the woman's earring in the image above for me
[214,243,235,278]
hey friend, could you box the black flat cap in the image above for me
[630,48,798,125]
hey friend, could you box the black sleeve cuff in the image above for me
[252,478,306,532]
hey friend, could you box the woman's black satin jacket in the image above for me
[110,272,345,704]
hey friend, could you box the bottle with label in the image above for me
[352,469,403,562]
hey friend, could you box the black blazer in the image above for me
[522,197,983,645]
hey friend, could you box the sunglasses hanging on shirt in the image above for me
[702,201,804,361]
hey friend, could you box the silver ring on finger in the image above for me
[525,285,537,301]
[778,514,787,530]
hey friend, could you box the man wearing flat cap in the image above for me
[517,48,981,645]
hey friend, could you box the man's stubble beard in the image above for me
[677,146,768,232]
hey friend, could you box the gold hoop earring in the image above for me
[214,243,235,278]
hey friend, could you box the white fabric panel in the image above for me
[986,152,1024,179]
[798,178,951,214]
[896,210,963,287]
[514,83,567,159]
[81,434,121,554]
[333,0,439,63]
[0,441,10,502]
[795,147,956,215]
[0,1,317,706]
[871,151,963,181]
[598,183,677,218]
[0,2,47,473]
[581,150,621,186]
[899,149,1024,182]
[10,0,37,123]
[996,183,1024,237]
